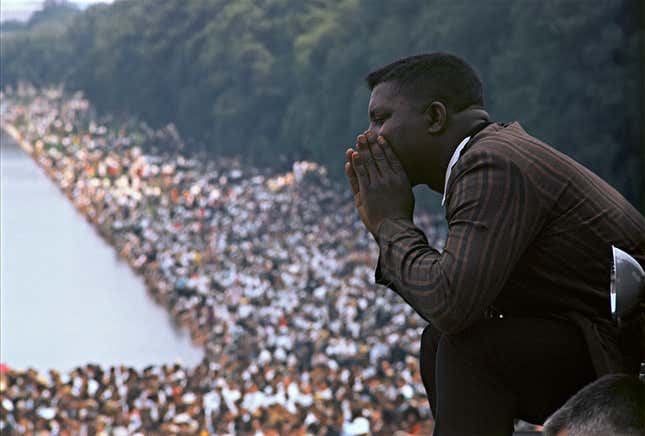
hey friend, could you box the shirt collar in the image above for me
[441,136,471,207]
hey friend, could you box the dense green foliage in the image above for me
[2,0,643,210]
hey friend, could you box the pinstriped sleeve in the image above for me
[374,148,542,334]
[374,218,440,324]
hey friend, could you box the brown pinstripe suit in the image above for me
[375,121,645,376]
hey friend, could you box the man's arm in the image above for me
[373,147,543,334]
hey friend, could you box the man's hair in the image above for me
[543,374,645,436]
[365,53,484,112]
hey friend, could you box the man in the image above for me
[344,53,645,435]
[542,373,644,436]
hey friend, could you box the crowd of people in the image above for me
[0,84,448,435]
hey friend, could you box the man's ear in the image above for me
[424,101,447,134]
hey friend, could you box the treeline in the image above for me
[2,0,643,210]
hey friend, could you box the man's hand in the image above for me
[345,132,415,239]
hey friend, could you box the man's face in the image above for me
[367,81,432,186]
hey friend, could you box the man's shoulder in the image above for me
[447,121,590,214]
[458,123,645,238]
[463,122,556,161]
[457,121,586,184]
[451,123,524,175]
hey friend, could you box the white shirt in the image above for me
[441,136,471,207]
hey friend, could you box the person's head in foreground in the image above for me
[363,52,489,190]
[543,374,645,436]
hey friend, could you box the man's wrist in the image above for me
[374,217,418,288]
[375,217,415,245]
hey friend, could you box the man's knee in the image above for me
[434,322,504,386]
[437,324,480,359]
[419,324,438,385]
[436,331,472,367]
[420,323,441,416]
[420,323,435,354]
[420,323,442,356]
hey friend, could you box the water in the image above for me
[0,132,203,372]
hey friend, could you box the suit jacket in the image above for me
[375,121,645,376]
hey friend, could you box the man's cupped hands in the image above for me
[344,132,415,240]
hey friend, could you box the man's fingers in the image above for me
[344,161,359,195]
[345,147,360,194]
[377,135,404,172]
[352,151,370,188]
[346,147,355,162]
[369,139,388,165]
[357,136,381,181]
[362,132,388,175]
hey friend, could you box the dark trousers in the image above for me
[419,316,597,436]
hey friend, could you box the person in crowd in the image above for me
[542,373,644,436]
[344,53,645,435]
[0,85,442,434]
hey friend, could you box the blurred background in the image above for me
[0,0,643,434]
[2,0,643,209]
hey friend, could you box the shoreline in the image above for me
[0,98,438,434]
[1,122,34,155]
[1,122,208,371]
